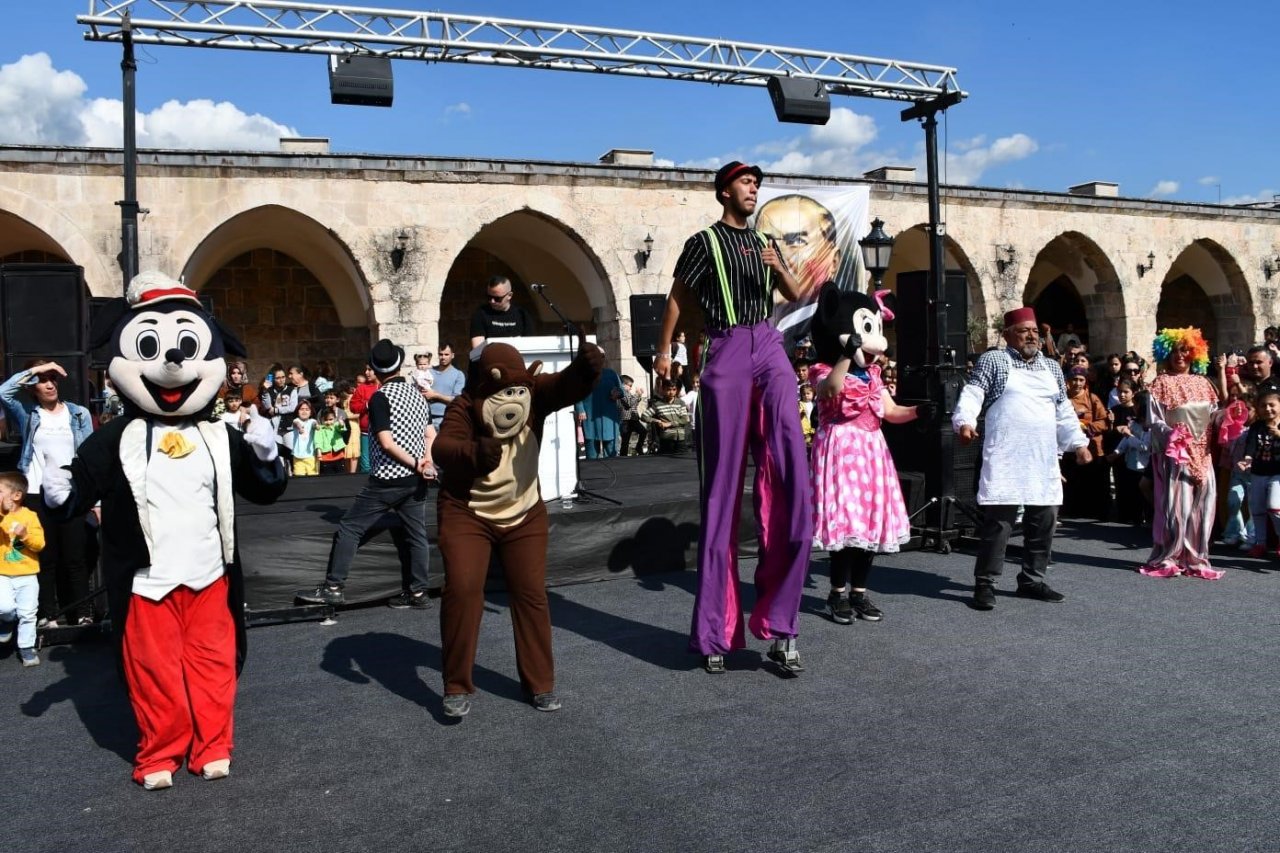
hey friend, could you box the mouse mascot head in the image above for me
[92,271,245,421]
[809,282,895,369]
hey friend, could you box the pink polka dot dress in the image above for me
[808,363,911,553]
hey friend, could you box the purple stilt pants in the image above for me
[689,321,813,655]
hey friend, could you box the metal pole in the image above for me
[118,13,139,293]
[921,109,946,368]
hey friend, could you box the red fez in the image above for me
[1003,307,1037,328]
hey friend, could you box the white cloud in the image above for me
[663,111,1036,187]
[444,102,471,119]
[1150,180,1180,197]
[942,133,1039,185]
[0,52,296,150]
[1197,175,1220,186]
[1222,188,1279,206]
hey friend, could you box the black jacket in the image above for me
[58,416,286,672]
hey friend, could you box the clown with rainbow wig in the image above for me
[1139,326,1222,579]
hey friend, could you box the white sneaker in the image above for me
[142,770,173,790]
[201,759,231,780]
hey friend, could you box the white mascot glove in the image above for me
[42,465,74,508]
[242,405,280,463]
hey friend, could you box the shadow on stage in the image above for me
[20,644,136,763]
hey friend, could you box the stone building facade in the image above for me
[1,144,1278,385]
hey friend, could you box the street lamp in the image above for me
[858,217,895,289]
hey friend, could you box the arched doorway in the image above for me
[440,210,617,360]
[1158,239,1254,351]
[0,210,72,264]
[882,225,988,355]
[182,206,372,381]
[1024,232,1124,354]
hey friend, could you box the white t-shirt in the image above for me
[133,425,224,601]
[28,406,75,496]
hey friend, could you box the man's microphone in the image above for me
[531,283,547,293]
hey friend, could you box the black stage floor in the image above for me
[238,452,744,610]
[7,521,1280,851]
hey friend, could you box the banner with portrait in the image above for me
[751,184,871,353]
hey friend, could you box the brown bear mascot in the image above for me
[433,338,603,718]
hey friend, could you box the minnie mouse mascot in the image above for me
[807,283,932,625]
[42,271,285,789]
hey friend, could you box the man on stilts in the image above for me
[656,161,814,674]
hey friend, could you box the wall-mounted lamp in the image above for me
[1136,251,1155,278]
[1264,256,1280,281]
[637,233,654,271]
[389,231,409,271]
[995,244,1016,275]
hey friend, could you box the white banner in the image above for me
[752,184,871,350]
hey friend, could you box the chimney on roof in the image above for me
[599,149,654,166]
[1068,181,1119,198]
[280,137,330,154]
[863,166,917,182]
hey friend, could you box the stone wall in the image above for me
[200,249,369,383]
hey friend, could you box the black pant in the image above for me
[324,480,431,593]
[32,493,91,621]
[829,548,874,589]
[973,504,1056,587]
[619,418,644,456]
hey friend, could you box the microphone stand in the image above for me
[532,285,621,507]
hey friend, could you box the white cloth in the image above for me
[681,389,699,428]
[672,342,689,366]
[28,406,74,496]
[132,425,224,601]
[954,351,1086,505]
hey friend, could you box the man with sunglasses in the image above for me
[469,275,536,351]
[953,307,1090,611]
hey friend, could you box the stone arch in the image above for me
[180,206,373,378]
[1024,231,1125,354]
[438,208,618,360]
[882,224,989,352]
[181,205,370,326]
[1158,238,1254,349]
[0,188,114,294]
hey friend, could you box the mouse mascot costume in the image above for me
[807,283,931,626]
[433,338,603,718]
[41,271,286,789]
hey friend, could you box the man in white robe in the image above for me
[952,307,1091,610]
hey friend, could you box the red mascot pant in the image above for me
[122,576,236,782]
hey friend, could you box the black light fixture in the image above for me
[995,244,1016,275]
[637,233,654,271]
[1265,256,1280,281]
[389,231,409,271]
[1137,251,1155,278]
[858,217,894,288]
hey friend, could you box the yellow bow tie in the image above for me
[158,431,196,459]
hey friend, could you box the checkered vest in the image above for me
[369,379,431,481]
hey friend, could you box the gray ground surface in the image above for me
[3,520,1277,852]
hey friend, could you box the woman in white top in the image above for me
[0,361,95,625]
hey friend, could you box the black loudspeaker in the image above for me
[1,264,87,353]
[2,264,91,407]
[329,55,394,107]
[884,368,983,535]
[630,294,666,358]
[894,270,970,373]
[766,76,831,125]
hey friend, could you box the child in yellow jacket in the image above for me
[0,471,45,667]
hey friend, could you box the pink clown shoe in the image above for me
[1184,566,1225,580]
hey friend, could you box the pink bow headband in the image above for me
[873,289,894,322]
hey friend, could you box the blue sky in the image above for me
[3,1,1277,203]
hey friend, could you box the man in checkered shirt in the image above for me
[298,339,436,608]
